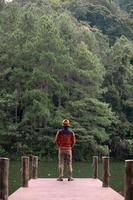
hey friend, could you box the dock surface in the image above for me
[8,178,124,200]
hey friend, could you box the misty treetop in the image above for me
[0,0,133,160]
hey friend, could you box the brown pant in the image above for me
[58,149,72,178]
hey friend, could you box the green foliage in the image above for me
[117,0,133,14]
[127,139,133,157]
[0,0,132,160]
[0,145,7,156]
[67,0,133,43]
[96,145,109,157]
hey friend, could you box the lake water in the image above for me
[9,160,125,196]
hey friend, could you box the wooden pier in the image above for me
[8,178,124,200]
[0,156,133,200]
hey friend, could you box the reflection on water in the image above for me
[9,160,124,195]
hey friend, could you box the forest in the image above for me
[0,0,133,160]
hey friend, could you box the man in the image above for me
[55,119,76,181]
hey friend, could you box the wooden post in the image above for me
[21,156,29,187]
[0,158,9,200]
[92,156,98,179]
[32,156,38,179]
[124,160,133,200]
[102,157,109,187]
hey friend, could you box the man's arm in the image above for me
[71,132,76,148]
[54,131,60,148]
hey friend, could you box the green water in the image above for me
[9,160,124,196]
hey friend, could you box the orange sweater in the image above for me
[55,128,76,150]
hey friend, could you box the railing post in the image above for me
[124,160,133,200]
[0,158,9,200]
[92,156,98,179]
[21,156,29,187]
[102,157,110,187]
[32,156,38,179]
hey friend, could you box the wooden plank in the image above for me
[0,158,9,200]
[31,156,38,179]
[21,156,29,187]
[102,157,110,187]
[92,156,98,179]
[124,160,133,200]
[8,178,124,200]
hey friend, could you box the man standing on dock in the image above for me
[55,119,76,181]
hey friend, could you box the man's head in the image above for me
[62,119,70,127]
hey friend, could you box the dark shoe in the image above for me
[57,177,63,181]
[68,177,74,181]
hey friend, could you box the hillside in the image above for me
[0,0,133,160]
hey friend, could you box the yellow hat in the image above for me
[62,119,70,126]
